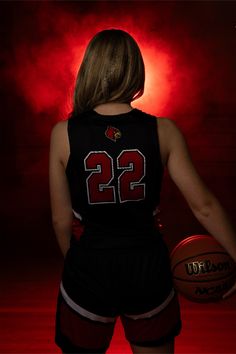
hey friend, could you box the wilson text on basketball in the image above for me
[185,260,231,276]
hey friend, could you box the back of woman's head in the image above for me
[73,29,145,114]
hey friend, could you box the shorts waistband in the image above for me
[70,233,163,250]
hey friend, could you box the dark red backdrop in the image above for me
[1,1,235,261]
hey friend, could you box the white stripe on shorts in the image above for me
[72,209,82,220]
[123,288,175,320]
[60,281,117,323]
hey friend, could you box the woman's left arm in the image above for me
[163,118,236,299]
[49,121,73,258]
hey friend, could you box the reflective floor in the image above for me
[1,255,236,354]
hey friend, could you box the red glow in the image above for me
[9,8,206,122]
[12,26,176,118]
[136,43,173,115]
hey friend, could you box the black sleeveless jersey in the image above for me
[65,108,164,240]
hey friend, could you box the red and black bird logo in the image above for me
[105,126,122,142]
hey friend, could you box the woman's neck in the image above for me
[93,102,133,115]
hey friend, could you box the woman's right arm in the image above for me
[49,121,73,258]
[159,118,236,297]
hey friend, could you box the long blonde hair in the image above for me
[73,29,145,114]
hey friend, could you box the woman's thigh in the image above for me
[118,242,182,352]
[130,338,174,354]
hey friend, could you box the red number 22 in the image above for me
[84,149,146,204]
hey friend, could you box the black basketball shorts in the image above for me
[55,236,182,353]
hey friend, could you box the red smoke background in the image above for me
[1,1,235,255]
[0,1,236,353]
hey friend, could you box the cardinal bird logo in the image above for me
[105,126,122,142]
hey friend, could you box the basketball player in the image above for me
[49,29,236,354]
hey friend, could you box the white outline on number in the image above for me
[84,151,116,205]
[117,149,146,203]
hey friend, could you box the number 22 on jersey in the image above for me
[84,149,146,204]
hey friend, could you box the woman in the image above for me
[49,29,236,354]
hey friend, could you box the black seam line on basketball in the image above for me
[173,270,236,283]
[172,251,231,273]
[172,236,213,252]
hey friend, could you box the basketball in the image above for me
[170,235,236,302]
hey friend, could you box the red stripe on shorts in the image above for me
[121,291,181,344]
[59,298,116,349]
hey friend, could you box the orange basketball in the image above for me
[170,235,236,302]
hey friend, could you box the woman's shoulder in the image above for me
[156,116,182,141]
[139,108,178,130]
[155,117,184,166]
[50,119,68,139]
[156,116,178,129]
